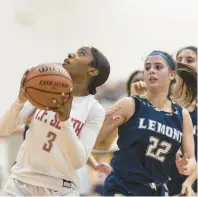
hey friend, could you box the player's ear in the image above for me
[87,67,99,77]
[170,71,176,81]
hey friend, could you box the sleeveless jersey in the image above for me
[167,106,197,195]
[111,96,183,184]
[189,106,197,159]
[11,95,103,190]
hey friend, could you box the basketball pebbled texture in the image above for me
[24,63,73,110]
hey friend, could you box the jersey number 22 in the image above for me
[146,136,172,162]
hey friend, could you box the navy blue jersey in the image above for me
[167,106,197,195]
[110,96,183,185]
[189,106,197,160]
[190,106,197,192]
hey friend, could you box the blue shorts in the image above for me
[103,171,167,196]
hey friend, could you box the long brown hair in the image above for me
[173,62,197,107]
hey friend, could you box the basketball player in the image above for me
[97,51,196,196]
[125,62,197,196]
[176,46,197,70]
[166,49,197,195]
[0,46,110,196]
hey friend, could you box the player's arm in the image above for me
[181,108,196,175]
[87,155,112,175]
[96,97,135,144]
[0,69,36,136]
[59,102,105,169]
[183,166,197,185]
[0,99,35,136]
[94,128,118,150]
[180,164,197,196]
[87,154,98,170]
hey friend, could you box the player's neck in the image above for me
[71,76,90,96]
[182,100,197,112]
[72,82,89,96]
[146,89,170,111]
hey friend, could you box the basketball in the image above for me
[24,63,73,110]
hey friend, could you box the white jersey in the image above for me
[0,95,105,191]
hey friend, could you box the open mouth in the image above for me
[63,59,70,65]
[149,77,157,81]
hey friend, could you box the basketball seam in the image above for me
[26,66,38,77]
[25,74,72,84]
[26,91,47,108]
[26,87,71,95]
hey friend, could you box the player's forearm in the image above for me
[182,108,195,159]
[185,168,197,186]
[96,124,117,144]
[87,155,98,170]
[60,118,88,169]
[0,98,24,136]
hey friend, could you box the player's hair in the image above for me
[88,47,110,95]
[147,50,176,71]
[176,46,197,57]
[126,70,143,96]
[174,62,197,107]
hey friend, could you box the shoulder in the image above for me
[114,96,136,107]
[182,107,193,128]
[115,97,136,112]
[91,100,105,116]
[106,97,136,123]
[88,97,105,120]
[182,107,191,119]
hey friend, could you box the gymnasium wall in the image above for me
[0,0,197,116]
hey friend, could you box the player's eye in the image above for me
[187,58,194,63]
[176,57,182,62]
[156,65,162,70]
[79,51,86,56]
[145,66,150,71]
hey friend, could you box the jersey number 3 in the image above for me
[43,131,57,152]
[146,136,172,162]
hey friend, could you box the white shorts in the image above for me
[0,177,79,196]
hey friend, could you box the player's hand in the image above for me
[130,81,147,97]
[18,69,31,104]
[95,162,112,175]
[176,153,188,175]
[52,93,73,122]
[183,158,197,176]
[176,153,196,176]
[181,182,196,196]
